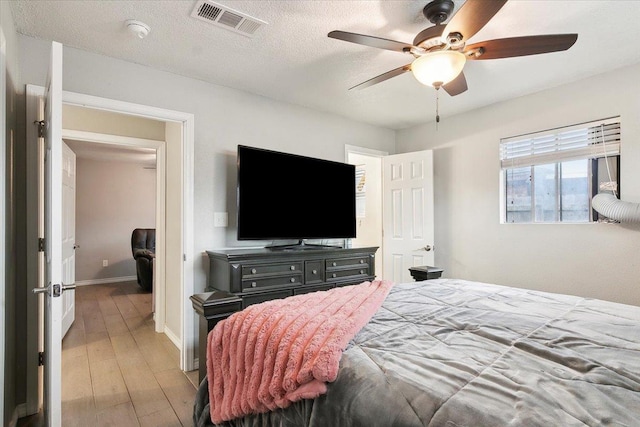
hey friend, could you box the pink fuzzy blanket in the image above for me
[207,280,393,423]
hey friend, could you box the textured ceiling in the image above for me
[9,0,640,130]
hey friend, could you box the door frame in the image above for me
[25,87,196,415]
[344,145,388,277]
[0,26,6,426]
[60,128,167,331]
[61,91,196,372]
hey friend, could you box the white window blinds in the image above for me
[500,117,620,169]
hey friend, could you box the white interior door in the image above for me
[61,142,76,337]
[382,150,434,283]
[33,41,65,427]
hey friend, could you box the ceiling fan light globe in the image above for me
[411,50,466,87]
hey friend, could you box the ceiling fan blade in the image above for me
[464,34,578,60]
[443,71,468,96]
[349,64,412,90]
[443,0,508,42]
[329,30,414,53]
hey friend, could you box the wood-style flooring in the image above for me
[60,281,198,427]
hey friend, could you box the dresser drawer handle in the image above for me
[360,270,364,274]
[290,278,296,283]
[312,269,317,275]
[332,262,337,267]
[251,282,257,288]
[251,268,257,274]
[332,273,337,278]
[290,265,296,271]
[359,259,364,264]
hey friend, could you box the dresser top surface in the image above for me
[207,246,378,260]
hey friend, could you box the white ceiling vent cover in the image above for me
[191,1,267,37]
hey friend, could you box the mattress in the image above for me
[195,279,640,426]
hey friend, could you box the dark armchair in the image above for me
[131,228,155,291]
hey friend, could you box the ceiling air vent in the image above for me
[191,1,267,37]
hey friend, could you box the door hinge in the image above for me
[34,120,46,138]
[38,351,44,366]
[38,237,45,252]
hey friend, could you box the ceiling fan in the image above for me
[328,0,578,97]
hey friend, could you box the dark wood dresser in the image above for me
[191,246,378,382]
[206,246,378,308]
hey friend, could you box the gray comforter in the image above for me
[195,279,640,426]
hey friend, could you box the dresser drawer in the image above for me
[242,262,303,278]
[326,256,369,270]
[326,268,369,282]
[242,274,302,292]
[305,260,324,284]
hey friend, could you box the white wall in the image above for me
[17,35,396,295]
[75,158,156,282]
[397,63,640,306]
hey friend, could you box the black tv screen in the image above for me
[237,145,356,241]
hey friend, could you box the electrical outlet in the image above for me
[102,259,109,267]
[214,212,228,227]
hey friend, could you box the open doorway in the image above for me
[345,145,387,279]
[24,86,196,418]
[61,105,161,335]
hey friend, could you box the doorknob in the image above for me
[32,285,51,296]
[33,282,76,297]
[73,244,80,250]
[418,245,433,252]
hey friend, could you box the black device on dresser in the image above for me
[206,246,378,308]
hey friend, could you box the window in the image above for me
[501,118,620,223]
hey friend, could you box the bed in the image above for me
[194,278,640,426]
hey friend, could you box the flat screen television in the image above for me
[237,145,356,246]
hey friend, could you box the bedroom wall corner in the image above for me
[396,62,640,306]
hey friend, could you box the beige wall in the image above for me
[75,157,156,282]
[164,121,183,342]
[63,104,165,140]
[397,63,640,306]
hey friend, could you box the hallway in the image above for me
[61,281,197,426]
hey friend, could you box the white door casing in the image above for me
[25,59,196,421]
[382,150,435,283]
[41,41,64,427]
[61,142,76,337]
[0,27,6,426]
[60,92,195,371]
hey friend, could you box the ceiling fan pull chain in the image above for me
[435,87,440,127]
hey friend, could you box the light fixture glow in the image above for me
[411,50,466,88]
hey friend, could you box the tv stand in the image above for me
[266,240,341,251]
[205,246,378,309]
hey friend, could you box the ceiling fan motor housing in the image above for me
[423,0,454,24]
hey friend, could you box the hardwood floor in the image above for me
[60,281,198,427]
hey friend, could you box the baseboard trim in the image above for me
[75,276,137,286]
[164,326,182,351]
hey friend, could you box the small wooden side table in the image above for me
[408,266,444,281]
[190,290,242,383]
